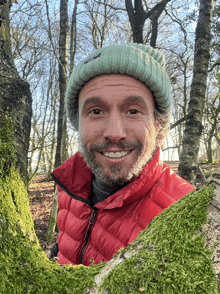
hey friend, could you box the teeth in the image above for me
[102,151,130,158]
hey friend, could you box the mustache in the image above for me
[89,140,142,152]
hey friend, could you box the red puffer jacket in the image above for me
[52,149,195,266]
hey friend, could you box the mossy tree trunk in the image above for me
[0,115,220,293]
[1,171,219,293]
[178,0,213,182]
[0,0,32,180]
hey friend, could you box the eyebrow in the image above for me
[81,97,103,112]
[81,95,148,111]
[123,95,147,105]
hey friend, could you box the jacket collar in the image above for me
[52,148,164,209]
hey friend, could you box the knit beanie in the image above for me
[66,43,171,130]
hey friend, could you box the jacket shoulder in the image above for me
[154,163,195,201]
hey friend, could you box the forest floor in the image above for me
[29,161,220,258]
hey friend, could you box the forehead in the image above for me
[78,74,154,106]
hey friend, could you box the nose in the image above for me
[103,111,127,143]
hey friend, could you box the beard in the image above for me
[78,135,157,186]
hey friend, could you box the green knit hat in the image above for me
[66,43,171,130]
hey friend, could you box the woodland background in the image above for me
[0,2,220,291]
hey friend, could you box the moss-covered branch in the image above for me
[0,170,219,293]
[0,115,219,293]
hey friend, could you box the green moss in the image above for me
[0,225,103,294]
[0,173,219,293]
[0,113,219,293]
[0,114,104,293]
[0,113,16,178]
[100,186,219,294]
[0,170,105,294]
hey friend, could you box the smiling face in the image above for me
[78,74,159,186]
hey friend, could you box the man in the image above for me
[51,43,195,266]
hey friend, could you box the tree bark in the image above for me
[0,0,32,180]
[125,0,146,43]
[54,0,69,169]
[47,0,70,243]
[150,2,166,48]
[125,0,171,45]
[179,0,213,182]
[69,0,78,77]
[207,113,218,163]
[45,187,59,242]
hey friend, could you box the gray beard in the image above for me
[78,135,157,186]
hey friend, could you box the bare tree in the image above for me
[69,0,79,77]
[179,0,213,182]
[125,0,171,45]
[54,0,69,168]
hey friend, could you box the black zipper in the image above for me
[51,173,98,264]
[51,173,92,206]
[79,207,98,264]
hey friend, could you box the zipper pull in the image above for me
[90,208,97,224]
[84,208,98,241]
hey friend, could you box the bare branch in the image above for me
[94,0,126,11]
[170,116,187,130]
[208,62,220,72]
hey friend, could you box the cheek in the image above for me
[79,122,103,147]
[137,120,157,144]
[135,119,154,136]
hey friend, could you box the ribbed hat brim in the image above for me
[66,44,171,130]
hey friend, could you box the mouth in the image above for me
[99,150,133,158]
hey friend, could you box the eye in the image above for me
[89,109,103,115]
[128,109,139,115]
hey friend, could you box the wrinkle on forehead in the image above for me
[79,74,152,98]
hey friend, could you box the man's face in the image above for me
[78,74,159,185]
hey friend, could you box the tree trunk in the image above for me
[207,116,218,163]
[125,0,171,44]
[69,0,78,77]
[0,0,32,181]
[54,0,69,169]
[47,0,69,242]
[179,0,213,182]
[150,2,166,48]
[45,187,59,242]
[125,0,146,43]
